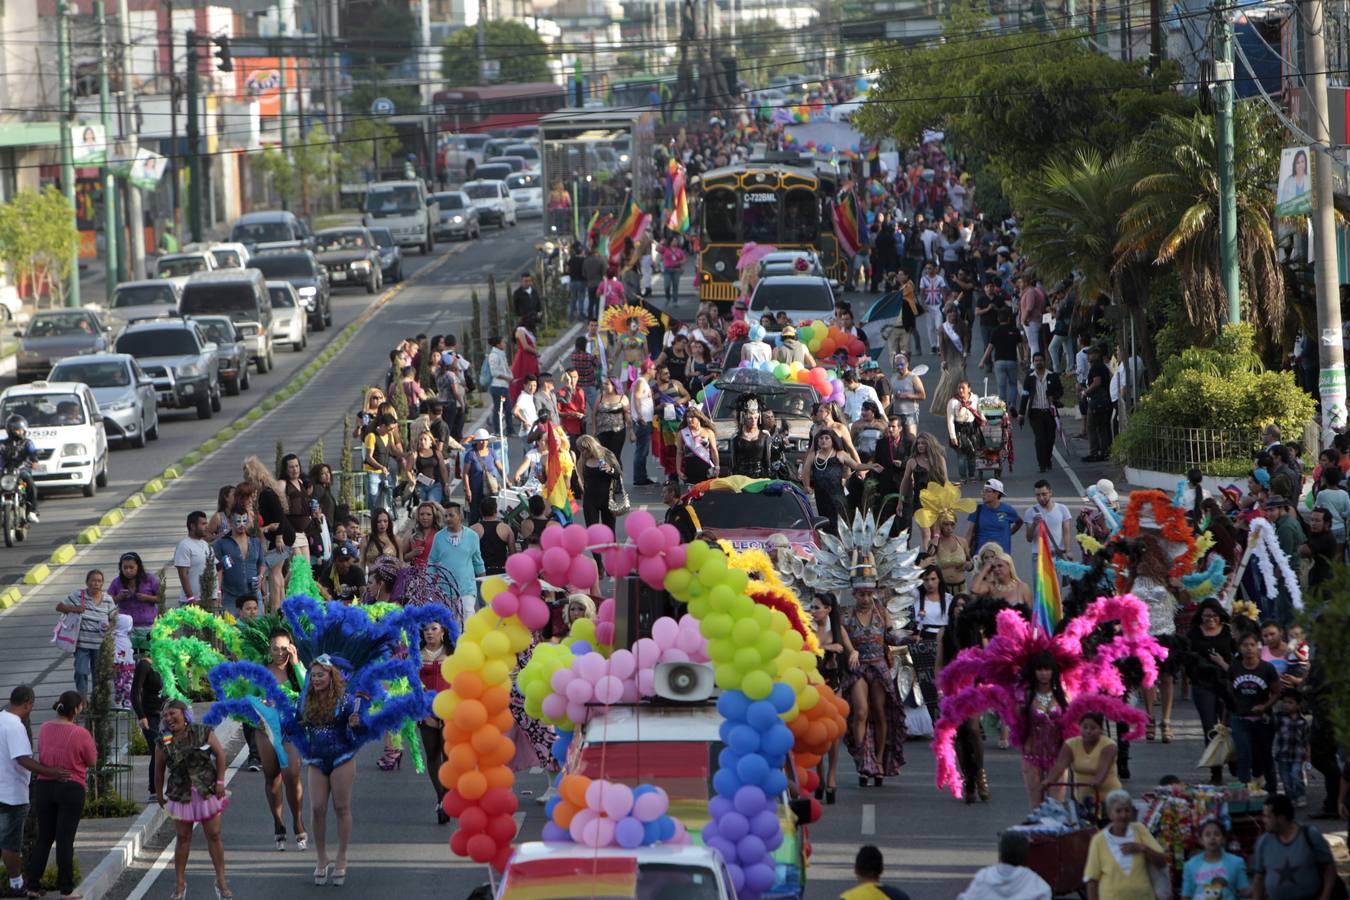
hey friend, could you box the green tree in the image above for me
[259,125,336,214]
[337,117,402,184]
[857,7,1193,201]
[1117,104,1287,348]
[441,21,551,87]
[0,187,80,308]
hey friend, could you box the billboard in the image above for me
[72,124,106,166]
[236,57,293,117]
[1275,146,1312,217]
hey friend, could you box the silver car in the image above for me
[15,309,113,383]
[47,353,160,448]
[106,279,181,334]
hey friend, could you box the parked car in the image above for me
[485,154,526,174]
[193,315,251,395]
[205,241,251,269]
[747,275,836,326]
[502,143,541,171]
[106,279,181,333]
[248,249,331,332]
[179,269,275,374]
[47,353,159,448]
[367,227,404,283]
[430,191,481,241]
[437,133,490,181]
[505,172,543,218]
[155,250,217,280]
[228,210,314,253]
[266,281,308,351]
[468,163,512,185]
[15,309,114,383]
[114,318,222,420]
[313,227,382,293]
[462,180,517,228]
[0,381,109,497]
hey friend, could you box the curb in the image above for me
[49,544,76,565]
[76,526,101,545]
[99,509,123,528]
[142,478,166,495]
[122,493,145,510]
[0,587,19,608]
[23,563,50,585]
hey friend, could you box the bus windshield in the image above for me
[704,187,738,243]
[741,190,779,243]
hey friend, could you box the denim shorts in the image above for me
[0,801,28,852]
[263,547,291,568]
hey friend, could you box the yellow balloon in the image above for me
[432,690,456,720]
[797,685,820,711]
[455,641,486,670]
[481,630,511,660]
[465,614,492,639]
[782,667,807,693]
[782,629,804,652]
[481,576,509,602]
[768,610,790,634]
[504,621,532,654]
[482,658,511,686]
[571,619,597,644]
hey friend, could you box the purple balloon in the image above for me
[750,810,780,839]
[541,821,571,842]
[717,810,749,842]
[614,816,646,849]
[728,864,746,893]
[708,837,738,864]
[733,785,767,817]
[709,796,734,820]
[763,828,783,852]
[736,834,768,864]
[745,862,777,893]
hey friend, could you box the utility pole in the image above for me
[185,29,203,242]
[1213,6,1239,324]
[1303,0,1346,444]
[1148,0,1163,70]
[57,0,81,307]
[297,60,309,218]
[98,1,119,297]
[119,0,146,278]
[277,1,290,214]
[476,0,488,84]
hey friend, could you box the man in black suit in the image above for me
[511,272,540,322]
[1018,350,1064,473]
[874,415,913,529]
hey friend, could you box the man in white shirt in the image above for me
[487,335,512,433]
[630,368,656,485]
[1024,480,1074,567]
[173,511,213,606]
[512,375,539,460]
[918,262,948,354]
[0,685,68,895]
[919,222,940,262]
[958,831,1051,900]
[841,368,882,423]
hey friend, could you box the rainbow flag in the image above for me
[1032,518,1062,634]
[500,856,638,900]
[832,189,861,257]
[665,160,689,233]
[607,193,651,265]
[542,424,575,522]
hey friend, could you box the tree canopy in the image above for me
[441,21,552,87]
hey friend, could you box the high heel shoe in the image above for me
[977,770,991,802]
[871,776,883,787]
[170,887,187,900]
[962,777,974,804]
[276,829,288,851]
[1145,718,1156,742]
[825,788,836,805]
[314,863,334,885]
[1161,720,1174,743]
[858,775,868,788]
[332,868,347,887]
[376,748,402,771]
[813,786,823,800]
[215,883,234,900]
[296,831,309,851]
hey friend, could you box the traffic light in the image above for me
[213,35,232,72]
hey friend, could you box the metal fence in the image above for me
[79,707,137,808]
[1122,424,1260,476]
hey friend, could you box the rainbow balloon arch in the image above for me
[432,511,845,898]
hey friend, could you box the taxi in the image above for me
[0,382,109,497]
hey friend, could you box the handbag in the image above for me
[1197,724,1236,768]
[51,591,83,653]
[608,480,631,516]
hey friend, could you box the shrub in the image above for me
[1,860,81,890]
[1303,563,1350,745]
[1114,323,1315,476]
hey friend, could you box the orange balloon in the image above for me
[448,743,478,772]
[470,724,500,755]
[482,765,513,789]
[490,709,515,732]
[560,774,592,807]
[481,685,511,714]
[482,736,516,768]
[438,761,459,792]
[457,770,488,800]
[453,670,485,699]
[553,799,579,828]
[443,722,470,745]
[452,699,488,731]
[805,721,828,748]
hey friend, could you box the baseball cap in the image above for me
[1265,494,1291,508]
[781,325,797,337]
[984,478,1005,495]
[335,543,357,561]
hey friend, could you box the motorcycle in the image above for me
[0,466,30,547]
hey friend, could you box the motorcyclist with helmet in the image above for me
[0,415,40,523]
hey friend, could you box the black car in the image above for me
[228,210,314,253]
[314,227,383,294]
[247,249,332,331]
[367,227,403,283]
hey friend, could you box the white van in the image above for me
[0,381,109,497]
[362,180,437,254]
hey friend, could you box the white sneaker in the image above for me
[535,785,557,806]
[26,511,38,523]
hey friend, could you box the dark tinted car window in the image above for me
[249,255,314,278]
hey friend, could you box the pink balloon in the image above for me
[518,595,550,630]
[626,509,656,537]
[597,598,615,623]
[638,556,668,590]
[675,624,705,654]
[581,816,616,849]
[607,650,636,679]
[670,819,691,845]
[595,622,615,646]
[657,524,682,547]
[597,781,634,820]
[565,677,594,704]
[565,702,589,724]
[541,694,567,720]
[516,579,542,598]
[660,648,689,663]
[636,529,665,557]
[550,668,575,694]
[632,638,661,669]
[600,550,624,578]
[490,592,520,618]
[651,617,679,649]
[614,548,637,575]
[569,808,597,843]
[542,547,572,582]
[586,523,614,547]
[632,787,669,822]
[594,675,624,705]
[569,555,598,590]
[620,680,640,703]
[540,526,565,551]
[637,668,656,696]
[562,524,590,556]
[664,544,688,570]
[577,652,607,683]
[505,554,539,585]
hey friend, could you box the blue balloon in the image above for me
[541,821,571,842]
[718,810,750,841]
[750,809,779,839]
[571,640,592,655]
[644,820,664,844]
[709,795,734,819]
[718,747,743,773]
[728,724,761,754]
[659,816,676,840]
[709,837,739,866]
[713,768,742,797]
[545,795,562,818]
[718,690,751,722]
[728,864,746,894]
[760,723,794,758]
[745,862,777,893]
[736,752,770,786]
[733,785,768,817]
[746,701,779,732]
[764,827,784,852]
[737,834,768,864]
[632,784,657,800]
[768,683,796,713]
[763,770,788,796]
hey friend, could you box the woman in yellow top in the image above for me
[1045,712,1121,814]
[929,512,972,592]
[1083,789,1166,900]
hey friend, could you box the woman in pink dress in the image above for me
[508,314,540,406]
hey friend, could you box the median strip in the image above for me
[143,478,165,495]
[99,509,123,527]
[75,526,100,545]
[49,544,76,565]
[0,587,20,608]
[23,564,50,585]
[122,493,145,510]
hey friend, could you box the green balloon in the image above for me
[714,664,740,690]
[709,584,736,611]
[734,647,762,671]
[742,670,774,700]
[708,637,735,661]
[732,618,760,646]
[772,363,788,380]
[756,632,783,661]
[798,326,814,343]
[729,594,755,619]
[704,613,735,640]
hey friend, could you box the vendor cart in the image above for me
[974,407,1014,479]
[1025,828,1095,898]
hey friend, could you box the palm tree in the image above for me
[1117,103,1285,345]
[1014,149,1158,371]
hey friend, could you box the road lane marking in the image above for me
[860,804,875,835]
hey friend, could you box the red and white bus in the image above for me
[431,82,567,135]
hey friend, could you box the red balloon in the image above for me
[818,338,836,356]
[480,787,518,817]
[487,812,518,845]
[459,805,488,834]
[808,797,823,823]
[450,828,471,857]
[467,833,498,864]
[848,339,865,357]
[800,770,820,794]
[442,790,470,818]
[492,846,513,873]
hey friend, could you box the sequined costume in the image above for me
[293,693,366,775]
[1132,576,1176,637]
[840,606,906,777]
[1022,691,1065,771]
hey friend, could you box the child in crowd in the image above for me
[1180,819,1248,900]
[1272,692,1310,806]
[112,613,135,709]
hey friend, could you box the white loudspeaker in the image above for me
[653,661,716,703]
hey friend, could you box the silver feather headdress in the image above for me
[776,509,922,608]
